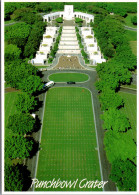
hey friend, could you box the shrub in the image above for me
[75,18,83,23]
[48,58,53,63]
[131,16,137,25]
[44,35,52,38]
[55,17,63,23]
[86,35,93,39]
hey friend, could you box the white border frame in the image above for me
[1,0,139,195]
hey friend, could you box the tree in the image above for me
[5,23,31,48]
[110,159,136,191]
[10,7,33,21]
[16,93,37,113]
[99,88,124,111]
[5,164,31,191]
[23,21,46,58]
[5,60,38,89]
[5,136,34,159]
[104,131,136,163]
[4,3,16,20]
[131,16,137,25]
[102,108,131,132]
[5,44,21,61]
[18,75,43,94]
[7,113,35,135]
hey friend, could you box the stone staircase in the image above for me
[57,26,81,55]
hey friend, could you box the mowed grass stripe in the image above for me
[36,87,101,191]
[49,73,89,82]
[119,92,137,141]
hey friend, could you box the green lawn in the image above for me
[125,30,137,41]
[49,73,89,82]
[36,87,101,191]
[125,30,137,56]
[124,13,137,28]
[5,92,19,138]
[129,41,137,56]
[119,92,137,141]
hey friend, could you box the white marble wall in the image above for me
[31,27,58,65]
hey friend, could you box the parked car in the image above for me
[43,81,55,89]
[67,81,76,84]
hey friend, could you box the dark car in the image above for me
[67,81,76,84]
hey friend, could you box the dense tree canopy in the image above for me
[110,159,136,191]
[23,21,46,58]
[102,108,131,132]
[5,136,34,159]
[18,75,43,94]
[5,164,24,191]
[7,113,35,135]
[99,88,124,111]
[5,44,21,61]
[16,93,37,113]
[10,7,33,21]
[5,60,38,89]
[5,23,31,48]
[5,164,32,191]
[104,131,136,163]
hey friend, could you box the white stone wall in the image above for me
[80,27,106,64]
[31,27,58,65]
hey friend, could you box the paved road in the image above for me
[42,69,116,191]
[124,25,137,31]
[4,21,21,26]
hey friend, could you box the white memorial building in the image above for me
[43,5,94,23]
[31,5,106,65]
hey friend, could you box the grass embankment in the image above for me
[36,87,101,191]
[119,92,137,141]
[49,73,89,82]
[125,30,137,56]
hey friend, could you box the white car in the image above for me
[43,81,55,89]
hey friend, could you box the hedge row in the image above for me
[75,27,90,64]
[48,26,62,63]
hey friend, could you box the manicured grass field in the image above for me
[5,92,19,138]
[124,13,137,28]
[119,92,137,141]
[125,30,137,41]
[36,87,101,191]
[125,30,137,56]
[49,73,89,82]
[129,41,137,56]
